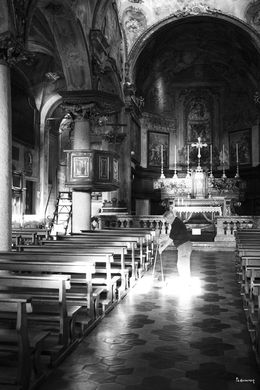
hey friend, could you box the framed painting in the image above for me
[72,156,90,178]
[229,129,251,167]
[148,131,169,168]
[99,156,109,180]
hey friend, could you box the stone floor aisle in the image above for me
[38,249,260,390]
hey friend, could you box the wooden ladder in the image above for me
[50,191,72,236]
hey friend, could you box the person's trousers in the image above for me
[177,241,193,279]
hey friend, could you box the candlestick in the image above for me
[187,144,189,165]
[236,143,239,163]
[160,144,165,179]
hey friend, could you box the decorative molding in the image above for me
[172,2,221,18]
[128,0,144,3]
[141,112,177,134]
[59,90,124,120]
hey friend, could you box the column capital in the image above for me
[0,35,34,66]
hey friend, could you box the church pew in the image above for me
[0,261,106,362]
[59,241,139,280]
[79,230,155,266]
[16,241,138,283]
[13,246,131,292]
[37,238,139,279]
[12,228,50,240]
[0,258,97,328]
[0,273,76,349]
[12,228,50,248]
[0,297,33,390]
[236,248,260,258]
[12,231,37,247]
[239,257,260,295]
[0,252,118,315]
[53,235,145,272]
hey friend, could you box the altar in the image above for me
[154,138,245,224]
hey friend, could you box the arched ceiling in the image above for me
[134,16,260,118]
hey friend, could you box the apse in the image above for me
[134,15,260,144]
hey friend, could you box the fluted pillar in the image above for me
[0,61,12,249]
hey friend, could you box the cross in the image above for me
[191,137,207,168]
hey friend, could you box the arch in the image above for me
[26,0,92,90]
[37,93,62,219]
[127,12,260,83]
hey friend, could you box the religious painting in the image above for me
[229,129,251,167]
[72,156,90,178]
[99,156,109,180]
[148,131,169,168]
[113,158,119,181]
[186,97,211,143]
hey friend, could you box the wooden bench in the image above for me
[15,244,132,291]
[0,273,75,348]
[78,229,154,269]
[62,233,149,268]
[12,228,50,248]
[0,251,116,316]
[80,229,155,264]
[42,236,140,277]
[0,297,49,389]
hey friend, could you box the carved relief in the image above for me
[0,36,34,65]
[172,1,220,17]
[141,112,176,134]
[245,1,260,31]
[122,7,147,50]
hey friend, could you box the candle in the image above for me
[210,144,212,166]
[174,145,177,166]
[161,145,163,165]
[187,144,189,164]
[222,144,225,165]
[236,143,239,163]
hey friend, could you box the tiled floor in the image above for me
[38,249,260,390]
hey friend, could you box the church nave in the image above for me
[37,249,260,390]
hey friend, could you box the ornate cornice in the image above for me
[59,89,124,120]
[172,2,221,18]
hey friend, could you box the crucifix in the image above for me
[191,137,207,171]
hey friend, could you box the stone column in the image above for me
[0,60,12,250]
[72,115,92,232]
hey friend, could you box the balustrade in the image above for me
[97,214,260,246]
[97,214,169,235]
[214,216,258,243]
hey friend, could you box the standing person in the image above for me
[159,209,192,282]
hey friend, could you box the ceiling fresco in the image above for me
[118,0,255,52]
